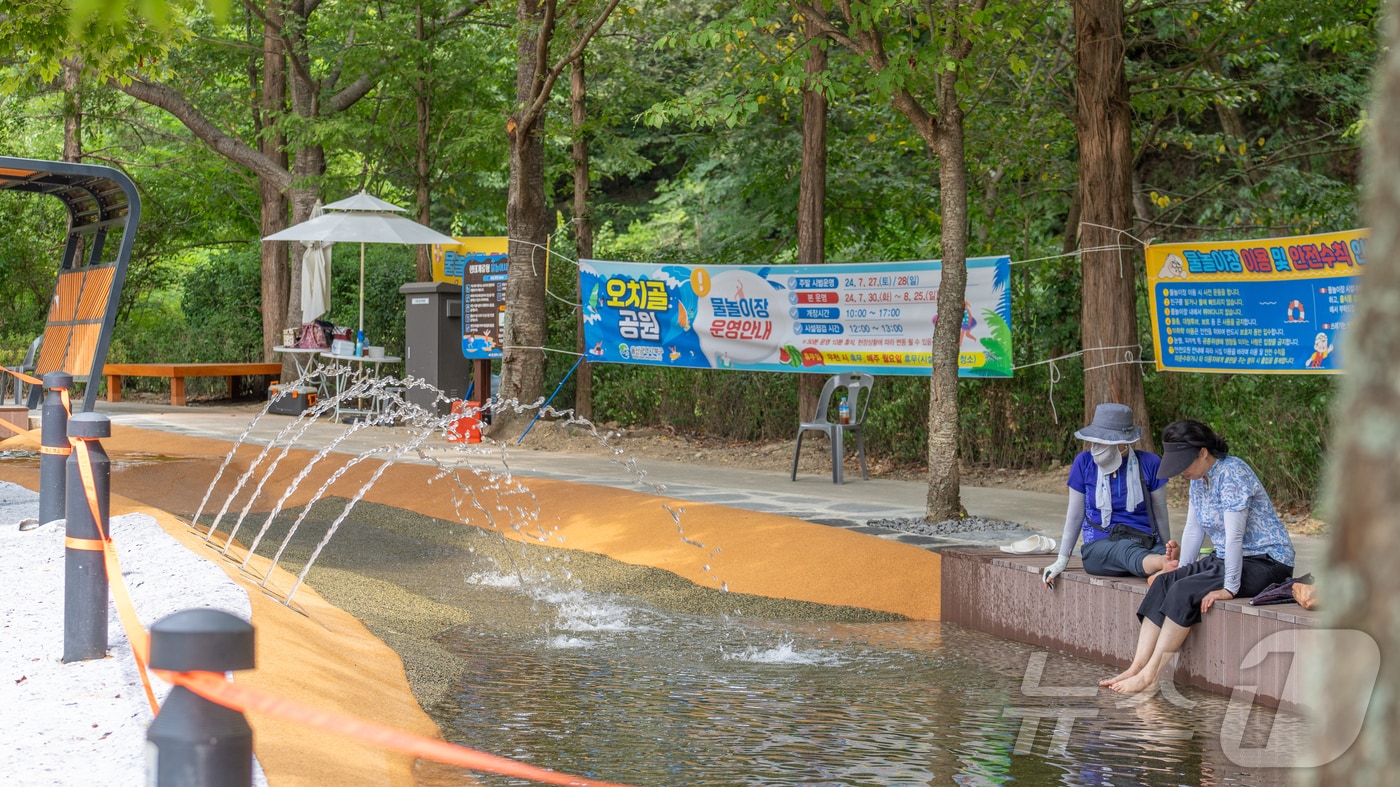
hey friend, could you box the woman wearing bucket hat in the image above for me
[1041,403,1176,587]
[1104,419,1295,694]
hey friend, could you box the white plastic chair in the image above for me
[5,335,41,407]
[790,372,874,484]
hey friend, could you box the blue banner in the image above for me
[1145,230,1366,373]
[580,257,1013,377]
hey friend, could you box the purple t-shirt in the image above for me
[1067,450,1166,544]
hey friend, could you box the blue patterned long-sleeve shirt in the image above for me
[1179,455,1295,594]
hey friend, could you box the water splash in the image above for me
[189,367,727,605]
[723,640,846,667]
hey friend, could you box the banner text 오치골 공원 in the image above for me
[579,257,1013,377]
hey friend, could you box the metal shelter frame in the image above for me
[0,157,140,412]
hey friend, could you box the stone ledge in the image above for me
[940,547,1319,710]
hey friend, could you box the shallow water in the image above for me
[424,572,1298,786]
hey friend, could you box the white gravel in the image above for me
[0,481,268,786]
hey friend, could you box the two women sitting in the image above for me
[1038,402,1298,694]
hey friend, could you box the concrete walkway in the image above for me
[81,400,1328,573]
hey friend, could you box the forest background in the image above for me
[0,0,1377,515]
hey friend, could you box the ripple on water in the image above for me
[430,582,1299,787]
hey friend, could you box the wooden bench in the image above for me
[103,363,282,406]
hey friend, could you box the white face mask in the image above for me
[1090,442,1123,473]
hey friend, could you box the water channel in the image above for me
[409,563,1297,787]
[1,382,1308,786]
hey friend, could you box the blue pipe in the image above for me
[517,355,586,445]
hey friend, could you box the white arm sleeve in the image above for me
[1059,490,1086,559]
[1150,487,1171,545]
[1179,506,1204,566]
[1222,509,1247,595]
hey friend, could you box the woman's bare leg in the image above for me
[1110,619,1192,694]
[1101,619,1162,686]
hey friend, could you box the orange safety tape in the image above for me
[0,418,24,436]
[0,366,42,386]
[40,445,72,455]
[72,438,159,713]
[160,670,638,787]
[64,536,106,552]
[60,389,70,416]
[71,433,633,786]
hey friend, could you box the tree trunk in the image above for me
[1073,0,1152,450]
[1311,2,1400,781]
[494,0,551,434]
[283,8,326,337]
[491,0,618,435]
[571,55,594,421]
[797,17,828,423]
[259,6,290,364]
[415,2,434,283]
[925,51,968,522]
[61,57,85,266]
[62,58,81,162]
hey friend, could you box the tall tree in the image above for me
[571,53,595,420]
[795,0,986,521]
[413,1,434,283]
[62,57,82,162]
[1313,1,1400,781]
[796,13,828,422]
[494,0,620,432]
[255,2,290,360]
[1073,0,1150,446]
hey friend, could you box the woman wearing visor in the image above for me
[1041,403,1175,587]
[1104,419,1295,693]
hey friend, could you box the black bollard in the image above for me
[147,609,256,787]
[39,371,72,528]
[62,412,111,663]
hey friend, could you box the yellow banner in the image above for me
[1144,229,1366,374]
[431,237,508,285]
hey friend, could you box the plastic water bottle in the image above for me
[355,329,365,357]
[838,396,850,424]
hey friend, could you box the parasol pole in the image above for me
[358,242,366,334]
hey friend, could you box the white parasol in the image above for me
[264,192,456,334]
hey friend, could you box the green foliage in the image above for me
[1145,371,1336,510]
[0,194,66,341]
[174,247,261,362]
[0,0,1373,510]
[318,245,417,357]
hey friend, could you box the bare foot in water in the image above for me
[1110,671,1159,694]
[1100,667,1140,687]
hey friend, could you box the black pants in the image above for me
[1137,554,1292,628]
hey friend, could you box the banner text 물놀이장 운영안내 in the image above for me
[578,257,1013,377]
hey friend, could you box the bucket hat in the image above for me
[1073,403,1142,445]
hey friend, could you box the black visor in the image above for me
[1157,442,1201,480]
